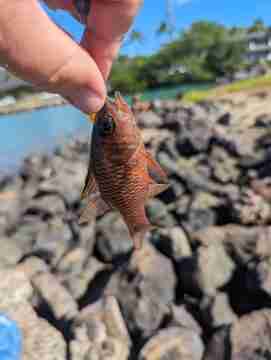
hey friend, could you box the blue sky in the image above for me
[44,0,271,55]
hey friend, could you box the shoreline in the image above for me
[0,95,68,115]
[1,93,271,358]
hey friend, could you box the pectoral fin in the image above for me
[145,151,168,184]
[148,183,170,199]
[79,194,111,224]
[81,159,97,199]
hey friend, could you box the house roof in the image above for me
[246,31,271,41]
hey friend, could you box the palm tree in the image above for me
[165,0,175,39]
[128,30,144,45]
[248,19,266,33]
[156,21,170,36]
[156,0,175,40]
[121,29,144,56]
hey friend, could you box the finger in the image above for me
[44,0,83,22]
[0,0,106,113]
[43,0,67,9]
[81,0,143,79]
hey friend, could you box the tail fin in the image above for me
[129,223,155,250]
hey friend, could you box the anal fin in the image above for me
[145,151,168,184]
[79,195,111,224]
[148,183,169,199]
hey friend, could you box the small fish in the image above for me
[80,92,169,250]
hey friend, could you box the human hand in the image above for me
[0,0,142,113]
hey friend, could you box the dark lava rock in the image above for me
[146,199,176,227]
[217,112,232,126]
[177,116,213,154]
[0,236,23,268]
[139,327,204,360]
[209,146,239,184]
[57,251,108,300]
[137,111,163,128]
[200,292,237,329]
[205,309,271,360]
[170,305,202,335]
[96,212,133,262]
[105,242,176,338]
[32,218,74,265]
[32,271,78,321]
[255,113,271,128]
[192,225,271,266]
[25,194,66,217]
[151,226,192,261]
[39,160,85,204]
[72,296,131,360]
[178,241,235,296]
[184,207,217,234]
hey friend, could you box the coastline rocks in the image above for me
[32,272,78,321]
[57,254,107,300]
[71,296,131,360]
[12,303,67,360]
[1,95,271,358]
[178,241,235,296]
[105,242,176,338]
[0,269,67,360]
[137,111,163,128]
[152,227,192,261]
[139,327,204,360]
[200,292,237,329]
[205,310,271,360]
[95,212,133,262]
[170,305,202,335]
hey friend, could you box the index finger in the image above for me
[81,0,143,80]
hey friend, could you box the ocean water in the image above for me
[0,83,211,175]
[0,105,90,175]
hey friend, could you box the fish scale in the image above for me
[98,164,146,209]
[80,93,169,249]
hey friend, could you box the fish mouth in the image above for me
[88,92,124,124]
[89,112,97,123]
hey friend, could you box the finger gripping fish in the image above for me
[79,92,169,250]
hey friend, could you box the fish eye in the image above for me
[98,115,115,136]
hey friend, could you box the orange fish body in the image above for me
[80,92,169,249]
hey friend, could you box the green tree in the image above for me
[125,30,144,46]
[248,19,266,33]
[111,21,248,93]
[156,21,170,36]
[206,37,247,77]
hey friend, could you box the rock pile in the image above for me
[1,92,271,359]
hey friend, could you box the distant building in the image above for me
[0,66,8,82]
[0,66,32,96]
[167,64,187,76]
[246,31,271,63]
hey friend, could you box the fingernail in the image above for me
[69,89,104,113]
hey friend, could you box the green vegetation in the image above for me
[110,19,271,95]
[182,74,271,102]
[110,21,250,94]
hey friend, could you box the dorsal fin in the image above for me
[81,169,97,200]
[81,129,98,199]
[115,92,131,113]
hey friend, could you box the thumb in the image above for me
[0,0,106,113]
